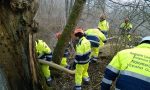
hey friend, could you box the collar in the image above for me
[78,37,85,45]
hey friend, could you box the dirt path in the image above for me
[50,45,112,90]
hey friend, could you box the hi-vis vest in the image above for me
[35,40,52,61]
[101,43,150,90]
[120,22,133,30]
[85,29,106,47]
[75,37,91,64]
[98,20,109,31]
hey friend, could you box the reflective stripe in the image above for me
[115,88,120,90]
[38,54,44,58]
[64,52,69,55]
[75,87,81,90]
[75,59,90,64]
[47,56,52,58]
[120,70,150,83]
[75,85,81,90]
[77,37,84,45]
[89,40,99,44]
[106,65,119,74]
[83,77,90,81]
[92,58,98,61]
[47,77,52,81]
[75,51,91,63]
[102,78,112,85]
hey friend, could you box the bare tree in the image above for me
[52,0,86,66]
[0,0,47,90]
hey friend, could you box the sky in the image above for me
[113,0,135,3]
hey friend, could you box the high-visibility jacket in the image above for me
[101,43,150,90]
[98,20,109,31]
[35,40,52,61]
[75,37,91,64]
[85,29,106,47]
[120,22,132,30]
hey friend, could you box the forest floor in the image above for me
[49,44,114,90]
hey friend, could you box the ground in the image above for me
[49,44,113,90]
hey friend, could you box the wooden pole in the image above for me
[38,59,75,74]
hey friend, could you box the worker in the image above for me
[73,28,91,90]
[120,17,133,35]
[35,39,52,86]
[100,36,150,90]
[85,28,106,63]
[55,32,70,69]
[98,15,109,38]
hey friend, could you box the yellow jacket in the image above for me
[101,43,150,90]
[120,22,132,30]
[98,20,109,31]
[75,37,91,64]
[85,29,106,47]
[35,40,52,61]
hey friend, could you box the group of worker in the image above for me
[35,15,150,90]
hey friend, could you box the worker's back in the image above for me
[85,29,106,47]
[110,43,150,89]
[85,29,104,38]
[98,20,109,31]
[35,40,51,55]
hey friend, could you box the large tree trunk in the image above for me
[0,0,44,90]
[52,0,86,65]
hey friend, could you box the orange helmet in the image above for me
[55,32,61,39]
[74,28,84,35]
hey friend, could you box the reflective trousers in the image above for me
[60,57,68,67]
[100,40,104,47]
[90,47,99,59]
[41,64,51,79]
[75,63,89,86]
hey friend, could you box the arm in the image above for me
[42,42,52,61]
[99,31,106,42]
[107,21,109,30]
[129,23,133,29]
[120,23,124,30]
[101,53,121,90]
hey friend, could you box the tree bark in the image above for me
[52,0,86,65]
[0,0,45,90]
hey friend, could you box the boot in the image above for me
[74,85,81,90]
[83,77,90,85]
[46,77,52,87]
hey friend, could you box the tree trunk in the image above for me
[0,0,46,90]
[52,0,86,65]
